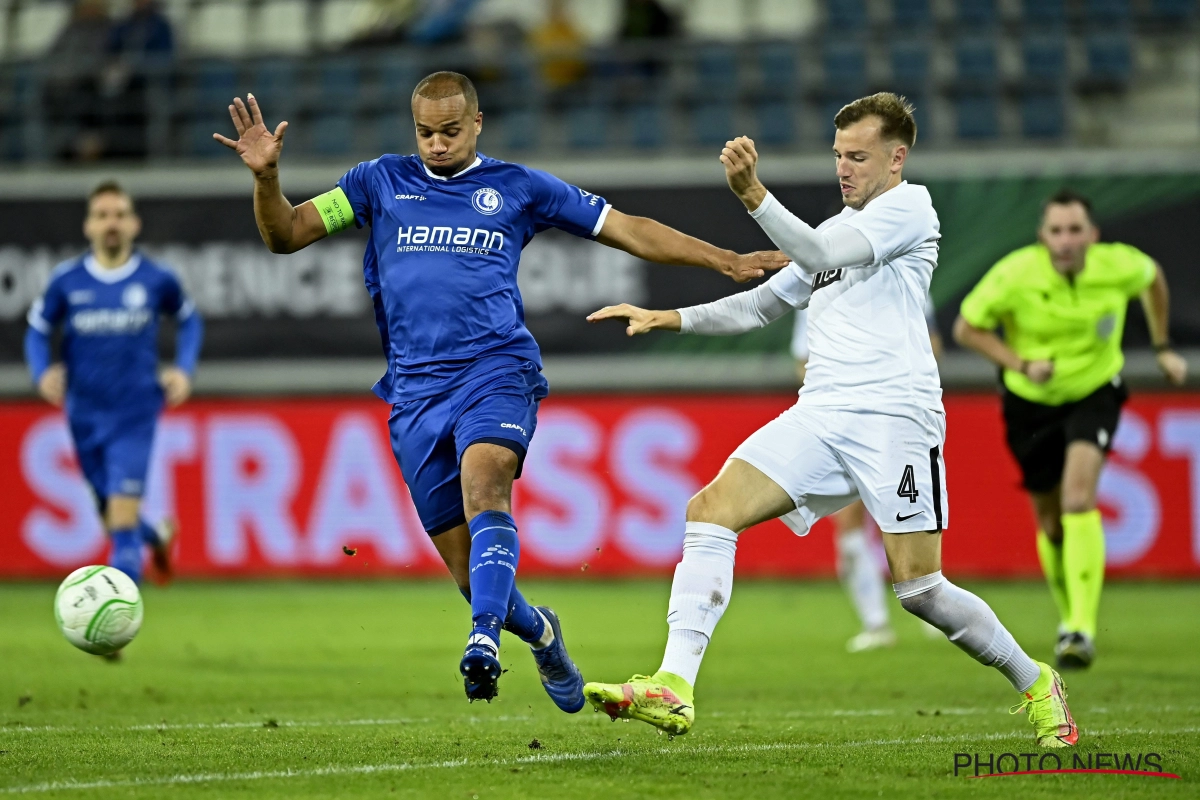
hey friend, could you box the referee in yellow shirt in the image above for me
[953,189,1187,670]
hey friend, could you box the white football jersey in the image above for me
[766,181,943,413]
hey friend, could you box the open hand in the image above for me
[37,363,65,407]
[587,304,681,336]
[213,95,288,176]
[722,250,790,283]
[160,366,193,407]
[1157,350,1188,386]
[721,136,768,211]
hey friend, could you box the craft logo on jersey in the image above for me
[813,268,845,291]
[471,188,504,216]
[122,283,148,309]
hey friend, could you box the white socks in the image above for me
[836,527,890,632]
[531,609,555,650]
[658,522,738,685]
[894,571,1041,692]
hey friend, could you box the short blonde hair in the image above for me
[834,93,917,147]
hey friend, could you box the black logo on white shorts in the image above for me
[896,511,925,522]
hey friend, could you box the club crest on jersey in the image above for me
[122,283,148,309]
[471,188,504,215]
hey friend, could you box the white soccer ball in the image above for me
[54,566,144,655]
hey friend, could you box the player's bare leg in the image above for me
[883,531,1078,747]
[1054,441,1106,669]
[832,502,897,652]
[584,458,793,735]
[454,443,584,709]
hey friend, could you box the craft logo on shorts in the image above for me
[122,283,148,309]
[472,188,504,216]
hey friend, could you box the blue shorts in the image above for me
[68,411,157,502]
[388,359,549,535]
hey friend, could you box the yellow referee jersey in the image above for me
[960,242,1156,405]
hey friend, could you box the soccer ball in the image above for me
[54,566,144,655]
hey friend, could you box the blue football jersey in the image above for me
[26,253,198,415]
[337,153,609,401]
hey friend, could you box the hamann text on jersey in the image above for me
[27,254,196,413]
[338,153,609,401]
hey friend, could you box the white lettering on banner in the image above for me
[518,235,646,314]
[206,416,303,565]
[19,416,105,566]
[1160,410,1200,562]
[517,409,609,566]
[1098,412,1161,566]
[306,414,419,564]
[139,417,198,527]
[611,410,701,565]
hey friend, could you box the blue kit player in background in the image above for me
[215,71,787,710]
[25,181,203,592]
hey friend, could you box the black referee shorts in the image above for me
[1001,376,1128,493]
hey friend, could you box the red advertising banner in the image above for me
[2,393,1199,579]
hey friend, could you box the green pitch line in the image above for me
[1,580,1197,798]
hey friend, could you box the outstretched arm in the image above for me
[595,209,790,284]
[214,95,328,254]
[588,281,793,337]
[720,137,874,275]
[1140,262,1187,385]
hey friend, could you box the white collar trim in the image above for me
[84,253,141,283]
[422,156,483,181]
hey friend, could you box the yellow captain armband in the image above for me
[312,187,354,235]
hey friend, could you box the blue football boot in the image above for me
[460,616,502,702]
[530,606,585,713]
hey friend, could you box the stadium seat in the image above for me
[319,58,362,113]
[891,39,931,93]
[1020,0,1066,27]
[187,115,229,157]
[311,113,356,156]
[827,0,868,30]
[892,0,932,29]
[379,55,422,110]
[502,108,540,151]
[630,102,666,149]
[954,93,999,139]
[955,37,998,89]
[823,42,867,95]
[375,111,409,154]
[1084,0,1132,25]
[955,0,997,29]
[12,0,69,58]
[692,101,734,146]
[187,1,250,56]
[251,60,299,119]
[566,104,610,150]
[1150,0,1198,23]
[317,0,374,49]
[1020,93,1066,138]
[1085,32,1134,87]
[191,61,240,115]
[694,44,740,100]
[757,41,799,99]
[1021,35,1067,83]
[755,100,795,146]
[258,0,311,54]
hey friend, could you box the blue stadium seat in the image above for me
[823,42,867,95]
[1022,35,1067,82]
[1085,32,1133,86]
[955,37,998,88]
[319,58,361,111]
[757,42,798,99]
[1150,0,1198,22]
[892,0,932,28]
[695,44,739,100]
[252,60,298,118]
[311,113,355,156]
[904,92,931,139]
[954,93,999,138]
[192,61,238,115]
[375,112,408,154]
[1020,0,1066,26]
[503,108,539,150]
[956,0,997,28]
[891,40,931,93]
[188,116,229,158]
[755,100,795,146]
[379,54,422,109]
[827,0,868,29]
[566,105,609,150]
[1085,0,1132,24]
[692,101,734,146]
[1020,93,1066,138]
[630,102,666,149]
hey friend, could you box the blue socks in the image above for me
[109,529,143,584]
[137,519,159,546]
[467,510,523,645]
[457,582,547,645]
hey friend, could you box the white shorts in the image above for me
[730,404,948,535]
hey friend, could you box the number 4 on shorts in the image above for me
[897,464,919,503]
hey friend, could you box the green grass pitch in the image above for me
[1,579,1197,798]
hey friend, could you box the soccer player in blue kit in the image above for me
[215,72,787,709]
[25,181,203,589]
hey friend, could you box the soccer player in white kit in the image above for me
[584,94,1078,748]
